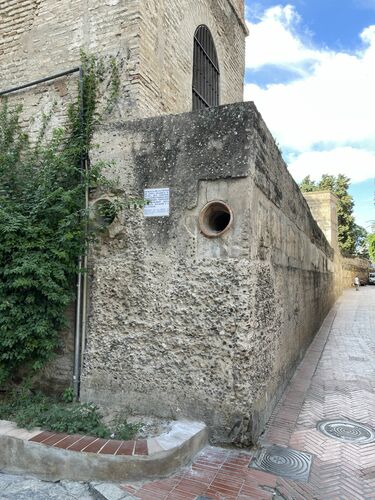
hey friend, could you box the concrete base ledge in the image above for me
[0,420,208,482]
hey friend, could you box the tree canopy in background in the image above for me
[299,174,368,257]
[368,233,375,262]
[352,224,370,259]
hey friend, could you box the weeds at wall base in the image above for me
[0,388,141,440]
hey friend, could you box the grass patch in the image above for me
[0,388,140,440]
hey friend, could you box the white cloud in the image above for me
[246,5,323,71]
[244,5,375,183]
[288,147,375,183]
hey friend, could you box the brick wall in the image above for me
[126,0,246,117]
[1,0,245,120]
[229,0,245,19]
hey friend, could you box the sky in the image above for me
[244,0,375,230]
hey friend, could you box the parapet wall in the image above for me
[303,192,371,293]
[80,102,337,445]
[340,256,370,288]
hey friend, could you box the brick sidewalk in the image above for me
[120,287,375,499]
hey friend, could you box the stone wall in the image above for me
[229,0,245,20]
[341,256,370,288]
[4,0,367,445]
[80,102,336,445]
[303,192,339,250]
[304,192,370,293]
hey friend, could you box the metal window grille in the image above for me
[192,25,220,111]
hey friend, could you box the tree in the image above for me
[368,233,375,262]
[353,224,369,259]
[299,174,356,255]
[299,175,316,192]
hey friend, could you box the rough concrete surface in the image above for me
[81,102,340,446]
[0,420,207,482]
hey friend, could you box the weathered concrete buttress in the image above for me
[81,102,336,445]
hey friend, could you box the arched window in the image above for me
[192,25,220,111]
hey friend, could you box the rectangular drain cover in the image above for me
[249,444,313,482]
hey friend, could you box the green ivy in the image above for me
[0,53,128,385]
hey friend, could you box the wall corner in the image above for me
[303,191,339,251]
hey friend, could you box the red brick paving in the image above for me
[28,430,146,456]
[120,287,375,499]
[67,436,97,452]
[99,439,123,455]
[116,440,136,456]
[29,431,56,443]
[134,439,149,456]
[41,432,69,446]
[82,438,108,453]
[52,434,84,449]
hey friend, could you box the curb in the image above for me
[0,419,208,482]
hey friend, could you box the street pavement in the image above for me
[119,286,375,499]
[1,286,374,499]
[0,474,135,499]
[0,473,93,499]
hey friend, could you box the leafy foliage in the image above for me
[0,53,127,385]
[299,174,357,255]
[62,386,75,403]
[368,233,375,262]
[0,104,84,384]
[352,224,369,259]
[0,388,140,439]
[112,413,142,441]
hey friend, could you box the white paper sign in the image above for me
[144,188,170,217]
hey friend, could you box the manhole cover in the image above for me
[249,445,313,482]
[317,419,375,444]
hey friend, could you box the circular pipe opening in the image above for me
[91,199,116,227]
[199,201,233,237]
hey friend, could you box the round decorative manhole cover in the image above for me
[317,419,375,444]
[249,445,313,482]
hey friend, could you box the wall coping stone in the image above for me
[0,419,207,482]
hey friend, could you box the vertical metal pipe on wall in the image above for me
[0,67,86,400]
[73,66,87,400]
[80,155,89,376]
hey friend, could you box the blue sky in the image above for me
[244,0,375,230]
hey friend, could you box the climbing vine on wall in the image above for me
[0,53,126,385]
